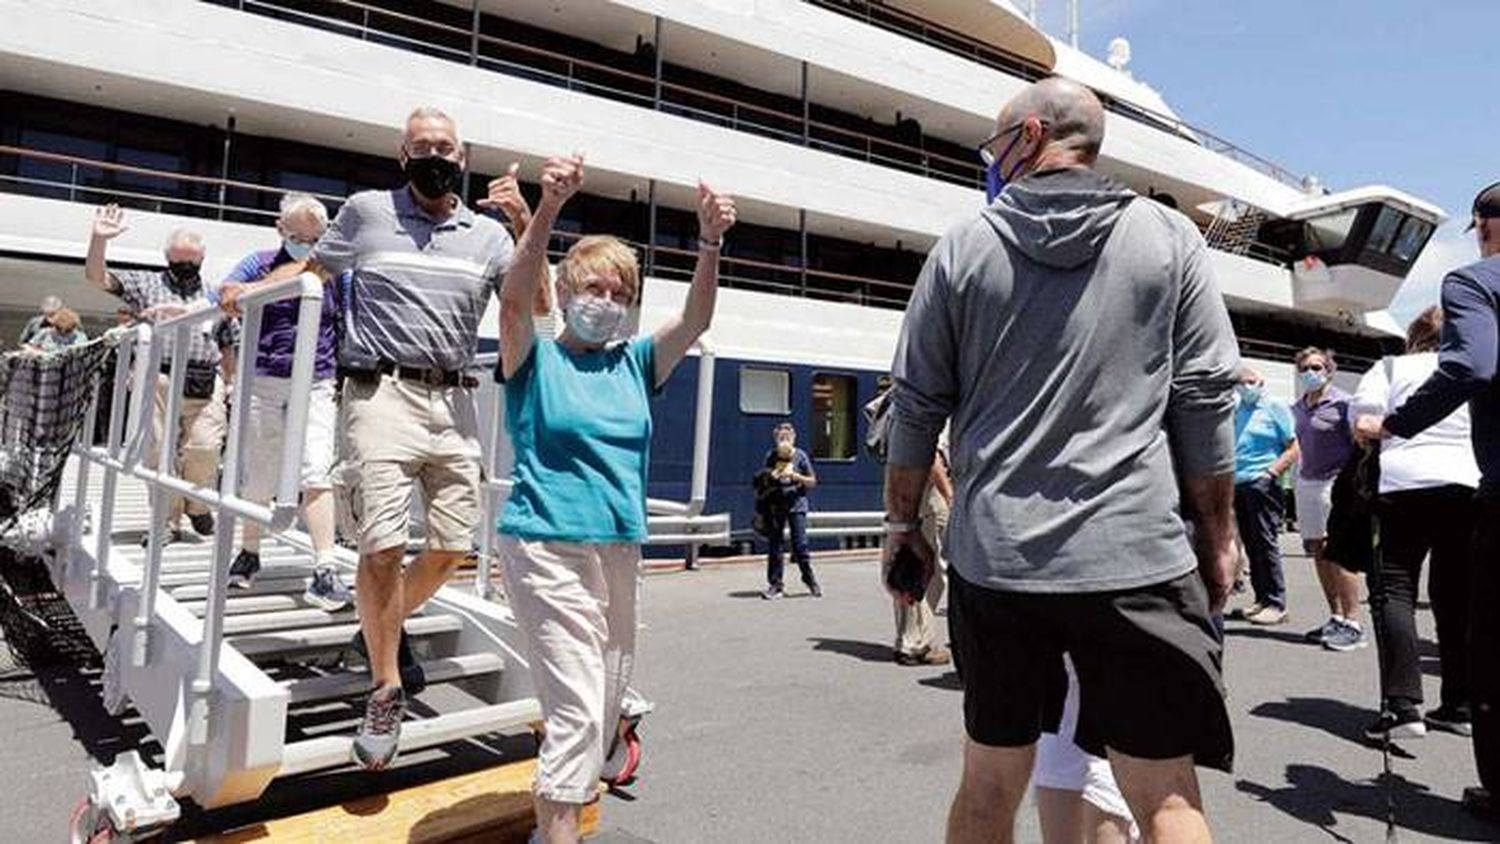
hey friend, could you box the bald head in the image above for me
[997,77,1106,163]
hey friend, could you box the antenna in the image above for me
[1106,37,1131,73]
[1067,0,1080,49]
[1022,0,1037,25]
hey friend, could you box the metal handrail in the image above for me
[804,0,1306,190]
[1,144,920,307]
[71,272,325,779]
[222,0,988,188]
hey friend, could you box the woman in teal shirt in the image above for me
[496,153,736,844]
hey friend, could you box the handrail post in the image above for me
[476,380,500,600]
[66,370,101,584]
[91,331,138,610]
[133,326,189,668]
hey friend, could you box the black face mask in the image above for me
[167,261,201,283]
[404,155,462,200]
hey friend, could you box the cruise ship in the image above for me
[0,0,1445,540]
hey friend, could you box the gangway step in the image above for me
[169,575,314,599]
[283,653,506,705]
[229,615,462,658]
[179,594,310,615]
[278,698,543,778]
[162,567,315,589]
[221,607,357,635]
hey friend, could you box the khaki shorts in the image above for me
[244,376,338,501]
[341,374,482,554]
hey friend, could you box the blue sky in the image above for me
[1031,0,1498,321]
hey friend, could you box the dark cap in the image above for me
[1467,180,1500,231]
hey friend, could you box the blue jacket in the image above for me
[1385,255,1500,495]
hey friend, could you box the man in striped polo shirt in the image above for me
[223,106,542,770]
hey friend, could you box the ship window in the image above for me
[1367,206,1404,254]
[1391,216,1433,263]
[1305,208,1359,252]
[811,373,857,461]
[740,367,790,415]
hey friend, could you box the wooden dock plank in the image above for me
[196,759,600,843]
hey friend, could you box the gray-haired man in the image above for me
[224,107,542,771]
[86,208,236,543]
[884,77,1240,843]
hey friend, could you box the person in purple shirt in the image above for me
[218,192,350,611]
[1290,347,1365,652]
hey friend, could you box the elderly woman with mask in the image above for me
[496,154,736,844]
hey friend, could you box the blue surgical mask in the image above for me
[283,239,315,261]
[1299,370,1328,393]
[1236,384,1263,405]
[983,131,1029,203]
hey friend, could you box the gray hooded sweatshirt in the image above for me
[889,169,1240,593]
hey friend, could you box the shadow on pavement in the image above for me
[916,671,962,692]
[1223,625,1318,646]
[807,637,893,663]
[1250,696,1416,759]
[1237,763,1500,842]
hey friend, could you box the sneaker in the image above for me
[1425,705,1474,737]
[761,585,784,601]
[1304,618,1340,643]
[352,686,405,771]
[1323,619,1368,652]
[304,564,353,612]
[1365,708,1427,742]
[350,629,427,696]
[895,646,952,666]
[1249,605,1289,626]
[228,550,260,590]
[807,582,823,598]
[188,512,215,536]
[140,529,183,549]
[1228,602,1264,621]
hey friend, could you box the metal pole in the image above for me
[800,61,810,144]
[469,0,481,66]
[217,114,235,221]
[799,208,808,292]
[461,141,473,205]
[135,329,187,668]
[652,17,663,109]
[646,179,657,277]
[1068,0,1080,49]
[92,333,137,611]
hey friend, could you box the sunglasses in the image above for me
[976,119,1051,167]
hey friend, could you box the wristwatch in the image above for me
[883,517,921,535]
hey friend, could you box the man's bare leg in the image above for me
[356,545,406,688]
[400,549,468,615]
[303,488,335,557]
[1037,787,1134,844]
[535,797,583,844]
[948,739,1035,844]
[1107,751,1210,844]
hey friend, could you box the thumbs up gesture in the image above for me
[478,162,531,229]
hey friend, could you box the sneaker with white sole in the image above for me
[228,550,260,590]
[1323,619,1368,651]
[1365,708,1426,742]
[1303,617,1340,643]
[304,564,353,612]
[1426,704,1474,737]
[352,685,405,771]
[1248,605,1288,626]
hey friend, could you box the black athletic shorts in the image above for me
[948,568,1233,772]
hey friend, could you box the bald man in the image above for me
[885,77,1240,843]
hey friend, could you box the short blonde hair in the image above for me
[279,192,328,227]
[557,236,641,304]
[50,307,80,334]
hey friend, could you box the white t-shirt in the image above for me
[1353,353,1480,494]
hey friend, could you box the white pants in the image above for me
[243,376,337,501]
[1034,658,1138,833]
[499,535,642,804]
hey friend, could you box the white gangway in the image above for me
[48,273,729,838]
